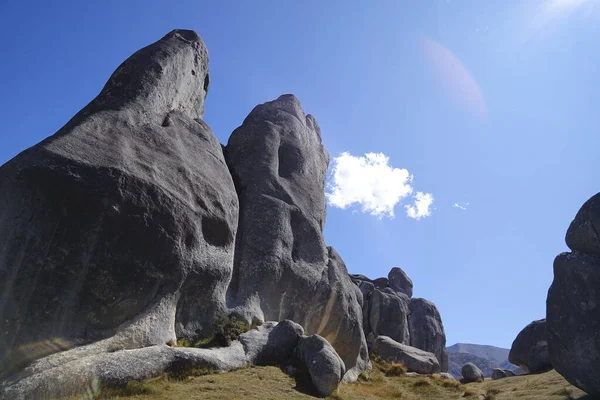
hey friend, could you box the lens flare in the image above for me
[421,37,488,121]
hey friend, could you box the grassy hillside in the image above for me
[60,364,589,400]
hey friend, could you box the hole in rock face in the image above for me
[184,231,196,248]
[191,69,196,76]
[201,214,232,247]
[203,72,210,94]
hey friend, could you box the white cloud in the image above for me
[453,202,469,211]
[405,192,435,220]
[326,152,433,219]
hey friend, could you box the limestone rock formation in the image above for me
[365,288,411,345]
[509,319,551,374]
[373,336,440,374]
[297,334,346,397]
[388,267,413,297]
[225,94,369,379]
[409,298,448,372]
[0,30,237,370]
[351,269,448,372]
[238,320,303,365]
[461,362,484,383]
[548,192,600,395]
[0,29,375,396]
[0,320,343,399]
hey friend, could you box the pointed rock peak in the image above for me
[244,94,318,136]
[95,28,209,121]
[388,267,413,298]
[165,29,202,43]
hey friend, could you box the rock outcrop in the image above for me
[0,29,372,396]
[548,193,600,395]
[365,287,411,345]
[388,267,413,297]
[409,298,448,372]
[1,320,344,399]
[373,336,440,374]
[461,362,484,383]
[238,320,303,365]
[0,26,457,398]
[224,94,369,379]
[0,30,236,370]
[351,268,448,372]
[509,319,551,374]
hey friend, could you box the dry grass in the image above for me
[465,369,588,400]
[58,365,590,400]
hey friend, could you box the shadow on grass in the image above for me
[288,365,323,398]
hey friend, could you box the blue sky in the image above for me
[1,0,598,348]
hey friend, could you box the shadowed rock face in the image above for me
[548,192,600,395]
[409,298,448,372]
[224,94,369,380]
[373,336,440,374]
[0,30,238,366]
[509,319,551,374]
[388,267,413,298]
[366,289,411,345]
[0,29,373,395]
[350,271,448,373]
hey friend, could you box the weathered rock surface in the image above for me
[351,270,448,372]
[1,338,250,400]
[491,368,515,380]
[0,320,330,399]
[548,192,600,395]
[461,362,484,383]
[388,267,413,297]
[365,288,411,345]
[509,319,551,374]
[409,298,448,372]
[297,334,345,397]
[238,320,303,365]
[225,94,369,380]
[0,29,237,370]
[373,336,440,374]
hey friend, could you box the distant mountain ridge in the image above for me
[446,343,521,378]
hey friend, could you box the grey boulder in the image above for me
[0,29,237,370]
[364,289,410,345]
[0,342,249,400]
[388,267,413,297]
[296,334,345,397]
[509,319,552,374]
[491,368,514,380]
[373,336,440,374]
[461,362,484,383]
[238,320,304,365]
[0,320,305,400]
[409,298,448,372]
[225,94,368,380]
[548,193,600,396]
